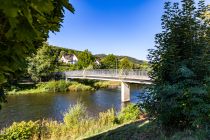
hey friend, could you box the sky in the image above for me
[48,0,209,60]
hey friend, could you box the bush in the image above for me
[63,102,87,128]
[94,81,120,89]
[0,121,40,140]
[170,129,209,140]
[68,82,94,91]
[36,80,71,93]
[98,108,116,126]
[118,104,141,123]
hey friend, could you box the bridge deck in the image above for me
[64,69,151,84]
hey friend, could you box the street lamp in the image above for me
[116,57,118,75]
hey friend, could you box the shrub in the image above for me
[98,108,116,126]
[118,104,141,123]
[68,82,94,91]
[63,102,87,128]
[37,80,71,93]
[94,81,120,89]
[57,80,70,92]
[170,129,209,140]
[0,121,40,140]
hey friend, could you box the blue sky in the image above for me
[48,0,209,60]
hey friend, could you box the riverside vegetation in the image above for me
[7,80,120,94]
[0,103,142,140]
[1,103,208,140]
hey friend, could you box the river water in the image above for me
[0,86,143,129]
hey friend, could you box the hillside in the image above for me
[94,54,146,64]
[51,45,146,65]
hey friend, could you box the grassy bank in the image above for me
[0,103,142,140]
[87,120,209,140]
[0,103,208,140]
[7,80,94,94]
[7,80,119,94]
[94,81,120,89]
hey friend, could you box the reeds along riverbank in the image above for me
[0,103,142,140]
[7,80,120,95]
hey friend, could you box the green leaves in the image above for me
[119,57,133,70]
[101,54,117,69]
[0,0,74,87]
[61,0,75,13]
[143,0,210,129]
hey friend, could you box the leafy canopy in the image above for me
[101,54,118,69]
[27,43,57,82]
[140,0,210,129]
[0,0,74,106]
[119,57,133,70]
[77,50,95,69]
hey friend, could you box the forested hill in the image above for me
[94,54,145,64]
[48,44,146,64]
[50,45,146,64]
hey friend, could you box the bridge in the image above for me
[64,69,152,102]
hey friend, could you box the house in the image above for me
[60,54,78,64]
[95,59,101,65]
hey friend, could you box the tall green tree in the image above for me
[101,54,118,69]
[0,0,74,107]
[119,57,133,70]
[77,50,95,69]
[141,0,210,129]
[27,44,56,82]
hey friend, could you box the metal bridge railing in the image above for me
[64,69,149,80]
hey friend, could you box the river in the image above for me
[0,86,143,129]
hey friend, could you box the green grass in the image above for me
[0,103,142,140]
[7,80,120,95]
[1,102,208,140]
[94,81,120,89]
[7,80,95,94]
[86,120,209,140]
[68,82,95,91]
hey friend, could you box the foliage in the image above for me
[97,108,116,126]
[7,80,96,94]
[100,54,118,69]
[0,102,145,139]
[27,43,57,82]
[77,50,95,69]
[0,121,40,140]
[0,0,74,106]
[68,82,95,91]
[170,130,209,140]
[141,0,210,129]
[38,80,70,93]
[118,104,141,123]
[94,81,120,89]
[63,102,87,128]
[119,57,133,70]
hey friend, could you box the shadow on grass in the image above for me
[85,120,161,140]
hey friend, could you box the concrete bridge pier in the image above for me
[121,82,130,102]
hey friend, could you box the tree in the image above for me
[119,57,133,70]
[77,50,95,69]
[141,0,210,129]
[0,0,74,106]
[101,54,118,69]
[27,43,56,82]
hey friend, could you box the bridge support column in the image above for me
[121,82,130,102]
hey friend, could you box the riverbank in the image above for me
[1,102,208,140]
[0,103,142,140]
[7,80,120,95]
[87,120,209,140]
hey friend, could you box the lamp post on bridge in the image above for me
[115,57,118,76]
